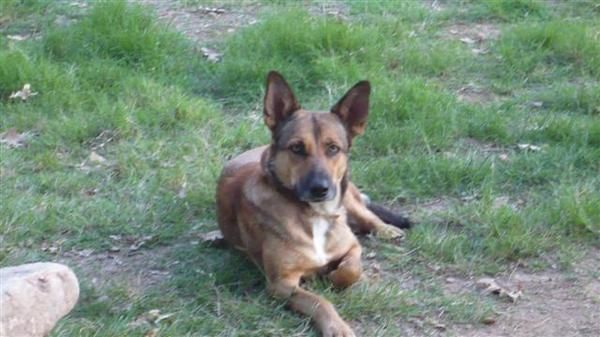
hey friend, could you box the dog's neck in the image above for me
[261,145,300,203]
[261,145,349,215]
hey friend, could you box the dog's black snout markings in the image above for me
[298,170,335,202]
[309,179,330,199]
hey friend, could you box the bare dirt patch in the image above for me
[440,22,503,104]
[57,244,179,293]
[456,82,501,104]
[136,0,351,48]
[448,249,600,337]
[441,23,501,45]
[136,0,261,45]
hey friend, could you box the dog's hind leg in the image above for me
[345,183,410,240]
[365,202,412,229]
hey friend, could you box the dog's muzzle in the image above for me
[296,171,336,202]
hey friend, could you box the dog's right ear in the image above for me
[264,71,300,130]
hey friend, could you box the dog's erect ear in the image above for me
[264,71,300,130]
[331,81,370,139]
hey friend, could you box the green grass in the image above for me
[1,0,599,336]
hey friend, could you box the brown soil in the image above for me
[450,249,600,337]
[137,0,261,45]
[439,22,502,105]
[58,244,178,294]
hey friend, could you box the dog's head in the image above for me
[263,71,370,208]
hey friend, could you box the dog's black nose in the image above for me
[309,181,329,199]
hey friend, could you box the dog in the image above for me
[216,71,411,337]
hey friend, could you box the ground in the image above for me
[1,0,599,336]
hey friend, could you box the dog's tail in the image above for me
[367,203,412,229]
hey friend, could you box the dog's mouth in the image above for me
[301,191,335,203]
[295,184,337,203]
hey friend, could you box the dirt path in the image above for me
[136,0,261,45]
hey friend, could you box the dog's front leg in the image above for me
[345,183,405,240]
[266,271,355,337]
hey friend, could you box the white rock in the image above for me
[0,262,80,337]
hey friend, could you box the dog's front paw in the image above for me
[375,224,405,241]
[321,319,356,337]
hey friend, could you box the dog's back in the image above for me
[216,146,266,252]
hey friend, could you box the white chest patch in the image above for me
[311,217,330,265]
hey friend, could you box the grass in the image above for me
[1,0,599,336]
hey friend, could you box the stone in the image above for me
[0,262,79,337]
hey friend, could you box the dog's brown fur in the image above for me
[216,71,409,337]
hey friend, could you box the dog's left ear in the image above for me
[331,81,370,139]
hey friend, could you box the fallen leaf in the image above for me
[155,313,175,324]
[82,188,98,196]
[428,263,442,272]
[477,277,522,302]
[200,231,222,242]
[7,34,28,41]
[433,322,447,331]
[477,277,500,291]
[130,308,174,331]
[109,246,121,253]
[370,262,381,274]
[408,317,425,328]
[77,249,94,257]
[147,309,161,322]
[196,7,226,14]
[498,153,510,162]
[200,47,222,63]
[88,151,107,164]
[128,315,149,328]
[41,242,59,254]
[481,316,496,325]
[199,230,226,247]
[425,317,446,331]
[144,329,158,337]
[9,83,38,101]
[129,235,155,252]
[460,37,476,44]
[69,1,87,8]
[517,143,542,152]
[492,196,510,209]
[0,128,29,148]
[177,181,187,199]
[471,47,488,55]
[461,194,477,202]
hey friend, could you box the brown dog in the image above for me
[216,71,411,337]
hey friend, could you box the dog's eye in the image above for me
[327,144,340,156]
[289,143,305,155]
